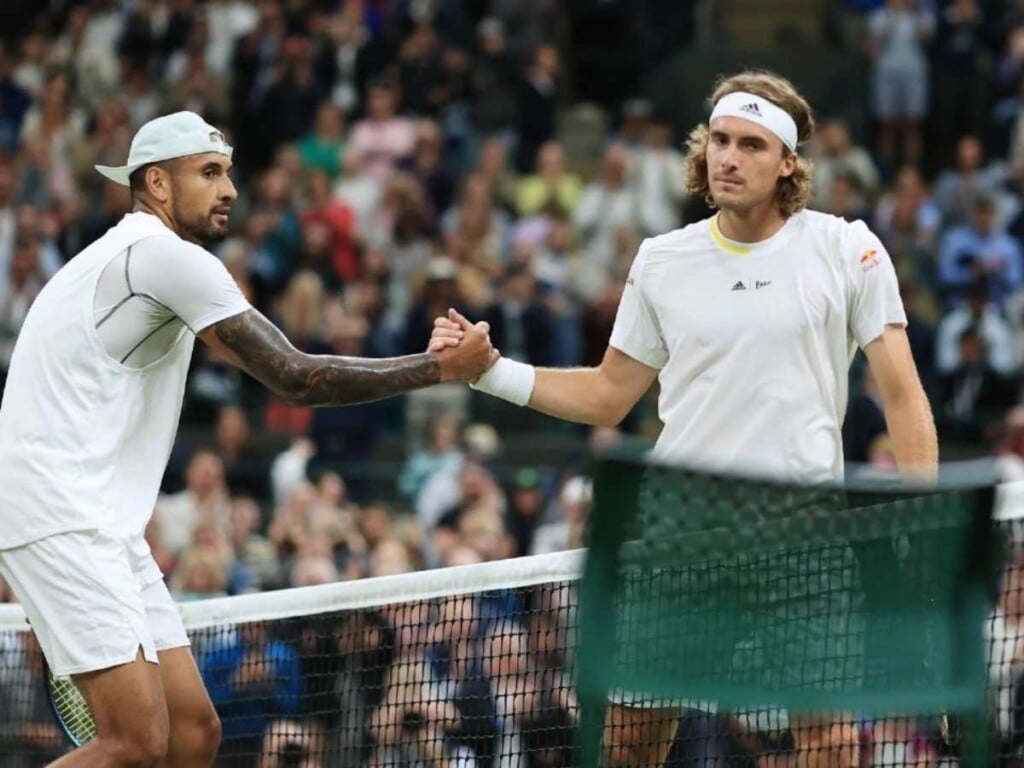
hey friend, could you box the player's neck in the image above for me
[716,204,788,244]
[132,201,179,239]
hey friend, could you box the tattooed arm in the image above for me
[198,308,494,407]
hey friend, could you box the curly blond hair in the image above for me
[684,70,815,216]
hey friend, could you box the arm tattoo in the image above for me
[213,309,441,406]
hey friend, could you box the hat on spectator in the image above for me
[96,111,233,186]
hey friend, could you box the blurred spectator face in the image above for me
[646,120,673,149]
[547,218,574,253]
[260,718,318,768]
[482,625,527,679]
[192,521,225,551]
[478,139,507,177]
[229,497,260,545]
[537,143,565,178]
[959,330,985,366]
[512,469,544,519]
[367,83,399,120]
[259,167,292,207]
[429,414,460,452]
[358,503,392,547]
[291,554,338,586]
[280,270,326,340]
[602,145,628,187]
[186,450,225,496]
[371,538,413,576]
[444,545,483,567]
[894,165,925,200]
[504,267,536,304]
[328,313,368,356]
[459,462,493,502]
[10,236,40,285]
[180,553,225,595]
[459,506,506,560]
[436,595,478,645]
[316,470,345,508]
[957,136,983,173]
[819,120,850,156]
[478,18,506,54]
[0,163,14,205]
[589,425,623,453]
[971,200,996,235]
[216,406,250,456]
[305,169,332,204]
[534,44,560,78]
[314,101,343,139]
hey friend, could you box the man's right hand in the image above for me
[433,309,498,383]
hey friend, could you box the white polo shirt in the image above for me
[0,212,250,550]
[609,209,906,483]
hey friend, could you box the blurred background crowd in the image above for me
[5,0,1024,764]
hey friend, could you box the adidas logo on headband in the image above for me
[709,92,797,151]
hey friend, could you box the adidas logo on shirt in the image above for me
[739,102,762,116]
[731,281,747,291]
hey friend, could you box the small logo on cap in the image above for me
[209,130,225,146]
[739,102,762,117]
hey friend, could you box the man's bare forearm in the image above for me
[211,310,441,406]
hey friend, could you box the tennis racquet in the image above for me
[44,662,97,746]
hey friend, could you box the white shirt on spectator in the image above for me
[936,304,1018,376]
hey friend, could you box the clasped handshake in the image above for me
[427,308,499,384]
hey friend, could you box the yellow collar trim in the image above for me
[710,215,753,256]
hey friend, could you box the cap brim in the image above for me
[95,164,133,186]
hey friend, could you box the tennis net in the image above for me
[0,483,1022,766]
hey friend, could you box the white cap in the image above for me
[95,111,233,186]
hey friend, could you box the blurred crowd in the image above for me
[4,0,1024,764]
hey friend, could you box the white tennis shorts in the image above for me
[0,529,190,676]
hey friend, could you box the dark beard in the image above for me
[180,217,228,246]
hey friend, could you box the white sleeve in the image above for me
[130,235,251,333]
[608,240,669,369]
[843,220,907,349]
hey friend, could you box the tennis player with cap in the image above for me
[0,111,494,767]
[432,71,938,766]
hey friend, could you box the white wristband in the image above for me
[470,357,536,406]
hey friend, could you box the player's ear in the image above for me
[778,150,797,179]
[146,165,172,204]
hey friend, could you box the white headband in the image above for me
[709,91,798,151]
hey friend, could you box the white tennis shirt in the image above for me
[0,212,250,549]
[609,209,907,483]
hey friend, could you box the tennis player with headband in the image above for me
[432,70,937,766]
[0,111,495,767]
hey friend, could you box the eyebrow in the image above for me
[710,129,769,145]
[200,161,233,173]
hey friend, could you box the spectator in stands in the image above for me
[296,100,346,180]
[872,165,941,289]
[443,172,510,279]
[505,467,547,557]
[937,325,1018,443]
[227,495,281,594]
[258,718,325,768]
[531,475,593,555]
[172,543,230,601]
[298,169,360,287]
[937,193,1023,309]
[0,631,63,767]
[517,44,561,173]
[155,447,231,558]
[937,276,1018,377]
[0,232,45,392]
[933,135,1007,230]
[215,404,271,499]
[473,137,519,214]
[483,262,556,366]
[516,141,581,217]
[398,412,464,506]
[348,76,417,185]
[865,0,934,169]
[820,171,873,223]
[811,118,880,211]
[202,621,303,767]
[574,143,644,271]
[632,114,687,236]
